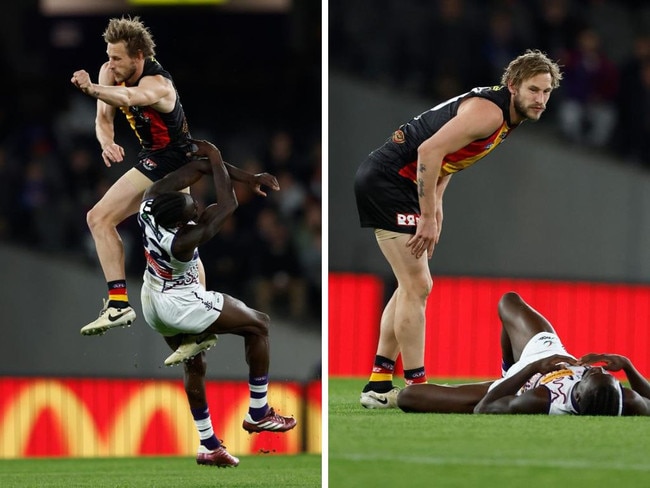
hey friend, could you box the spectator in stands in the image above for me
[615,33,650,166]
[251,207,307,320]
[556,27,619,148]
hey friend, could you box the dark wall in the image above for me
[0,243,320,380]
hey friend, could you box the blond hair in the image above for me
[103,16,156,58]
[501,49,563,89]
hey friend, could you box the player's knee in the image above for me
[405,274,433,300]
[498,291,522,314]
[254,311,270,336]
[86,206,98,231]
[423,275,433,296]
[86,205,108,232]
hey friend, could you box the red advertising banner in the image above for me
[329,273,650,378]
[0,378,321,458]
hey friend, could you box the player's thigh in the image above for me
[211,294,269,335]
[377,233,431,289]
[91,168,153,224]
[499,292,556,357]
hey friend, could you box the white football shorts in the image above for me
[141,284,224,337]
[489,332,575,391]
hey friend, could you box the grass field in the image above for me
[0,453,321,488]
[329,377,650,488]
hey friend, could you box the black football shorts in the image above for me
[354,155,420,235]
[134,145,193,182]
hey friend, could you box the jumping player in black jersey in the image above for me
[71,16,275,335]
[396,292,650,417]
[355,50,563,409]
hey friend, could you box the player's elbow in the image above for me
[473,401,499,414]
[473,403,487,414]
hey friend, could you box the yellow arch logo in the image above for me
[0,379,317,458]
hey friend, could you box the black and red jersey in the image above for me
[119,57,191,152]
[369,85,515,182]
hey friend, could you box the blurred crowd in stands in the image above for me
[331,0,650,167]
[0,5,321,325]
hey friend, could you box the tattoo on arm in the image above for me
[418,164,426,172]
[417,177,425,198]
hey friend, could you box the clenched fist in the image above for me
[71,70,94,95]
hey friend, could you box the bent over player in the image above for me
[138,139,294,467]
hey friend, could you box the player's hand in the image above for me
[189,139,217,157]
[250,173,280,197]
[578,353,629,372]
[406,215,437,260]
[532,354,577,374]
[101,143,125,167]
[71,70,94,95]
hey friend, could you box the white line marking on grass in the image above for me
[335,454,650,472]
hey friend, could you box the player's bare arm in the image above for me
[408,98,504,259]
[144,159,212,202]
[223,162,280,196]
[188,141,279,195]
[174,145,238,257]
[144,138,223,198]
[474,354,577,414]
[73,70,175,112]
[93,62,124,166]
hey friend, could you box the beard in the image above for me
[114,63,137,85]
[513,93,544,121]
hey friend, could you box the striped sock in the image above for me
[404,366,427,385]
[365,355,395,393]
[190,406,221,450]
[249,375,269,421]
[107,280,129,308]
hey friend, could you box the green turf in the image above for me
[0,453,321,488]
[329,377,650,488]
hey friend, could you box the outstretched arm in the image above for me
[579,353,650,415]
[474,354,577,414]
[72,68,173,109]
[176,140,238,249]
[224,162,280,197]
[143,159,212,200]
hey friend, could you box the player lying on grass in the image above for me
[138,139,295,467]
[397,292,650,416]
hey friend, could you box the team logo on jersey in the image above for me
[539,369,574,384]
[396,213,419,226]
[141,158,158,170]
[392,129,405,144]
